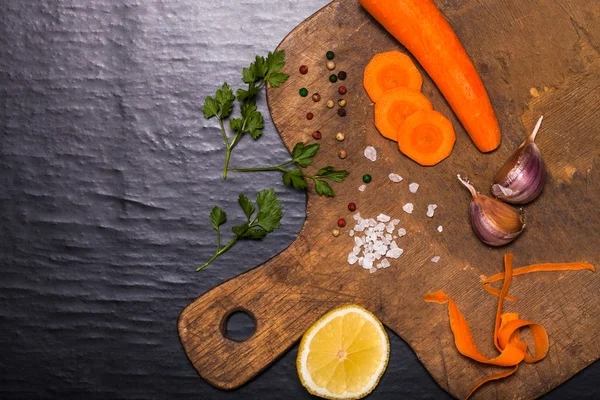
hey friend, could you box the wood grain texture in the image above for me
[179,0,600,398]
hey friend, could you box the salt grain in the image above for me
[402,203,414,214]
[359,184,366,192]
[388,173,403,183]
[409,183,419,193]
[364,146,377,161]
[427,204,437,218]
[431,256,441,263]
[349,229,355,237]
[348,253,358,264]
[377,213,391,222]
[437,226,443,233]
[397,228,406,237]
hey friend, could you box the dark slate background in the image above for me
[0,0,597,398]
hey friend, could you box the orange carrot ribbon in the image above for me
[424,254,594,399]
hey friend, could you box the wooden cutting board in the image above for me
[179,0,600,398]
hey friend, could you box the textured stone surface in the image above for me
[0,0,597,398]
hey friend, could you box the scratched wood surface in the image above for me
[179,0,600,398]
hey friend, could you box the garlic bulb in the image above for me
[458,175,525,246]
[492,116,547,204]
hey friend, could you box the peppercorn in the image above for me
[338,86,347,95]
[338,98,347,107]
[312,130,322,140]
[338,150,347,159]
[326,51,335,60]
[329,74,338,83]
[299,88,308,97]
[326,61,336,71]
[335,132,345,141]
[348,202,357,212]
[306,112,314,120]
[337,71,347,80]
[337,108,347,117]
[311,93,321,102]
[331,228,340,237]
[326,100,335,109]
[299,65,308,74]
[337,218,346,228]
[362,174,372,183]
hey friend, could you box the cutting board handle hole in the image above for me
[221,308,256,342]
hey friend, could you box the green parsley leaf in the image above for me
[256,188,282,232]
[240,227,267,239]
[316,166,334,176]
[215,82,235,119]
[229,117,243,132]
[242,67,256,84]
[209,206,227,231]
[282,168,308,190]
[292,143,320,167]
[238,193,255,220]
[266,72,289,88]
[314,180,335,197]
[202,96,219,119]
[232,222,249,237]
[240,102,263,139]
[251,56,268,79]
[236,84,261,102]
[315,167,349,183]
[266,50,286,74]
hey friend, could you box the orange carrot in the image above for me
[397,110,456,166]
[374,87,432,141]
[482,262,595,301]
[364,50,423,103]
[423,253,595,399]
[359,0,502,152]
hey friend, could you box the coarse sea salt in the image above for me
[359,184,366,192]
[437,226,443,233]
[409,183,419,193]
[397,228,406,237]
[402,203,414,214]
[347,212,405,274]
[364,146,377,161]
[389,173,403,183]
[427,204,437,218]
[431,256,441,263]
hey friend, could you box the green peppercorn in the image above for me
[329,74,338,83]
[362,174,372,183]
[326,51,335,60]
[299,88,308,97]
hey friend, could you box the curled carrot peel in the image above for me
[424,254,595,399]
[482,262,595,301]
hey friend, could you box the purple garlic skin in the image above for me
[492,116,547,204]
[470,195,525,247]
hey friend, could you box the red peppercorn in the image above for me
[338,86,347,95]
[306,112,314,120]
[348,202,356,212]
[312,130,322,140]
[337,218,346,228]
[299,65,308,74]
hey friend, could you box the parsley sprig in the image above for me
[229,143,349,197]
[202,51,289,179]
[198,189,282,271]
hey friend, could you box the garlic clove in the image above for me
[458,175,525,246]
[492,116,547,204]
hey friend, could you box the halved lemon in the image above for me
[297,305,390,399]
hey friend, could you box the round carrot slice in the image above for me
[374,87,432,141]
[364,50,423,103]
[397,110,456,166]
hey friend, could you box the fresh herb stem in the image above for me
[197,237,238,272]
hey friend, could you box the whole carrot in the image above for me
[360,0,501,152]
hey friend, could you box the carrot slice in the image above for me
[374,87,432,141]
[397,110,456,166]
[364,50,423,103]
